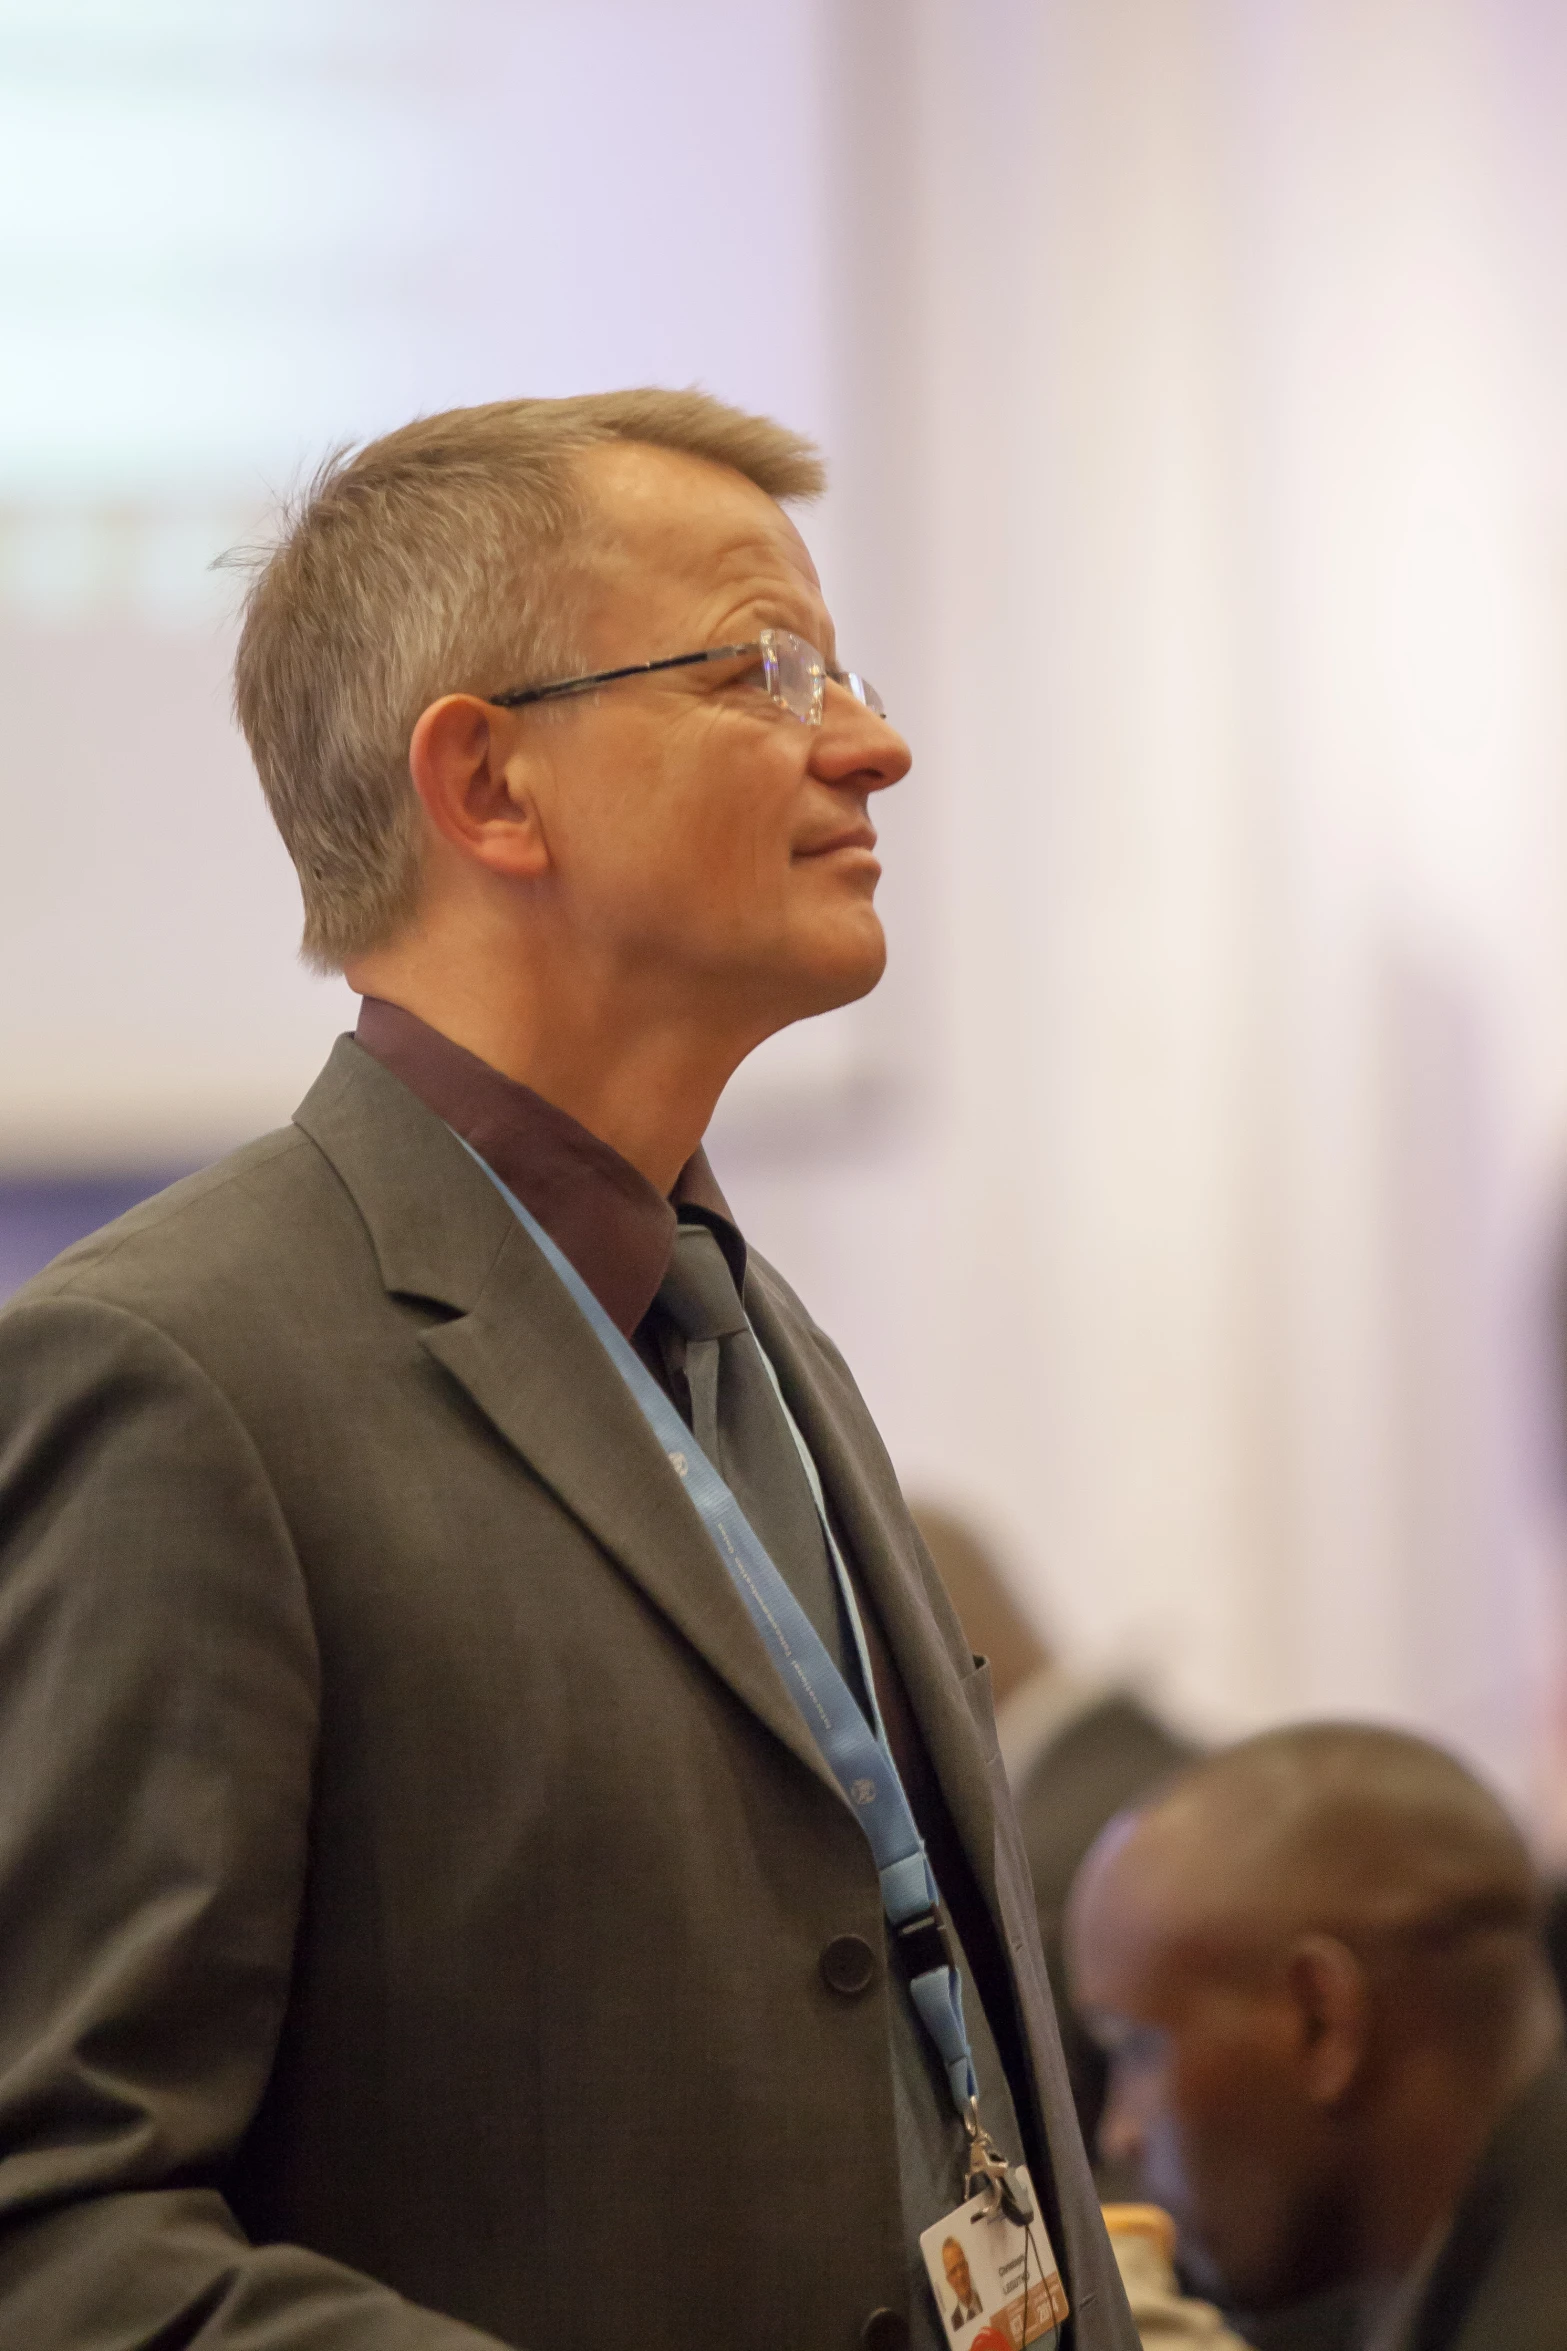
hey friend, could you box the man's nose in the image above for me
[811,691,912,795]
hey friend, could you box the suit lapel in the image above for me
[744,1265,1003,1911]
[294,1039,842,1805]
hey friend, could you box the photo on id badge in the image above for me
[919,2167,1068,2350]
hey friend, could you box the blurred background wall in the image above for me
[6,0,1567,1836]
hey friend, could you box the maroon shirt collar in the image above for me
[354,996,742,1337]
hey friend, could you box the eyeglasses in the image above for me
[487,626,885,726]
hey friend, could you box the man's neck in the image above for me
[345,965,754,1195]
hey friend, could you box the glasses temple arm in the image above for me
[490,642,759,711]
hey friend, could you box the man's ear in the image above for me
[408,694,551,882]
[1283,1935,1370,2108]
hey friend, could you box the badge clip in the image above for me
[962,2098,1033,2227]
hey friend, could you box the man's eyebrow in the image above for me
[747,607,840,661]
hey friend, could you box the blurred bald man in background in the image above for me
[1065,1724,1567,2351]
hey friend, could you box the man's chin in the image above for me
[716,921,888,1054]
[792,916,888,1015]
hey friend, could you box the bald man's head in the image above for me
[1065,1724,1559,2312]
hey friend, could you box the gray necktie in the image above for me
[656,1221,861,1691]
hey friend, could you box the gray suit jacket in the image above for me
[0,1039,1135,2351]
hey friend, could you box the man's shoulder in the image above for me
[0,1081,409,1420]
[2,1033,475,1358]
[0,1119,383,1462]
[1413,2054,1567,2351]
[7,1122,347,1327]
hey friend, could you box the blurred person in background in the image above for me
[0,393,1137,2351]
[910,1501,1199,2183]
[1065,1724,1567,2351]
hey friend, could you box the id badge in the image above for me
[919,2166,1068,2349]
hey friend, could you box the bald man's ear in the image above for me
[408,694,551,882]
[1283,1935,1370,2108]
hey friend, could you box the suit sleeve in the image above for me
[0,1294,507,2350]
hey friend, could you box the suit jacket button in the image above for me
[861,2309,908,2351]
[820,1933,877,1996]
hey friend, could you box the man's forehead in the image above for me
[576,440,825,609]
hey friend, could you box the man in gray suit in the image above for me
[0,392,1135,2351]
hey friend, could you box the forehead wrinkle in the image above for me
[576,445,827,626]
[579,503,834,668]
[688,522,832,643]
[577,441,820,580]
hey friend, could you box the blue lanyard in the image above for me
[462,1144,980,2119]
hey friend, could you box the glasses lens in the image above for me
[760,628,826,724]
[836,669,885,718]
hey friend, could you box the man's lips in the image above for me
[794,826,879,865]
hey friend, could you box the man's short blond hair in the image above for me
[230,389,825,971]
